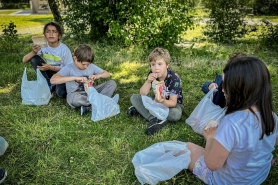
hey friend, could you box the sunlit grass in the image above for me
[0,14,53,31]
[0,9,278,185]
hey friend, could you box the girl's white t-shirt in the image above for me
[213,111,278,185]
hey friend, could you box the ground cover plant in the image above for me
[0,12,278,185]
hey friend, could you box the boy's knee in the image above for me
[108,80,116,88]
[167,110,182,122]
[56,90,67,98]
[130,94,141,104]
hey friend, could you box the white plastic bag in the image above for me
[185,86,225,135]
[87,87,120,122]
[132,140,191,185]
[141,96,169,120]
[21,68,51,105]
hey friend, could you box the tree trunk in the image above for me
[48,0,62,25]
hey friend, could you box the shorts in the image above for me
[193,155,213,184]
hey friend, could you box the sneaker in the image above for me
[49,84,56,93]
[0,168,7,184]
[49,84,56,97]
[126,106,141,117]
[145,118,168,135]
[80,106,92,116]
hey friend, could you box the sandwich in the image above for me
[84,80,94,93]
[32,35,47,48]
[204,119,218,130]
[153,80,165,101]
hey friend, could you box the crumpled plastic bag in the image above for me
[185,86,225,135]
[21,67,51,105]
[141,96,169,120]
[132,140,191,185]
[87,87,120,122]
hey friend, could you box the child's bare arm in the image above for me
[140,73,157,95]
[89,70,110,80]
[22,45,40,63]
[50,73,87,84]
[203,127,229,171]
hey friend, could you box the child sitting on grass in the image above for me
[127,47,184,135]
[186,56,278,184]
[22,22,73,98]
[50,44,116,115]
[201,52,246,108]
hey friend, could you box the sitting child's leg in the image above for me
[167,104,184,122]
[67,91,90,108]
[129,94,155,121]
[30,55,51,86]
[56,83,67,98]
[95,80,117,97]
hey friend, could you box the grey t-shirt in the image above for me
[58,63,103,94]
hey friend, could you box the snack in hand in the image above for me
[84,80,94,93]
[32,35,47,48]
[153,80,165,101]
[204,119,219,130]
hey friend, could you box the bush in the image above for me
[0,21,21,53]
[203,0,249,43]
[252,0,278,15]
[258,20,278,51]
[61,0,194,47]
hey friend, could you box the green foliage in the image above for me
[203,0,249,43]
[61,0,194,47]
[0,21,21,53]
[258,20,278,51]
[252,0,278,15]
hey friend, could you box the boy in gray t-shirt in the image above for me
[50,44,117,115]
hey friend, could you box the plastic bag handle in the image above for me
[21,67,29,88]
[36,68,49,85]
[206,86,217,101]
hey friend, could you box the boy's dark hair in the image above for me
[148,47,170,65]
[227,52,247,63]
[74,44,94,63]
[223,56,275,139]
[43,22,64,36]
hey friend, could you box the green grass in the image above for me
[0,12,278,185]
[0,13,53,32]
[0,10,20,15]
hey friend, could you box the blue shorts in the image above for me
[193,155,213,184]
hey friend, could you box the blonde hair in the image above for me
[148,47,170,65]
[74,44,94,63]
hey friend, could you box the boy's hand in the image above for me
[32,44,41,54]
[89,74,100,80]
[75,77,88,83]
[154,95,165,103]
[37,63,51,71]
[147,73,157,83]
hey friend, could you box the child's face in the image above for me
[73,56,90,70]
[150,58,168,80]
[44,25,61,43]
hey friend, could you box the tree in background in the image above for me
[202,0,248,43]
[251,0,278,15]
[48,0,62,25]
[60,0,194,47]
[0,0,29,8]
